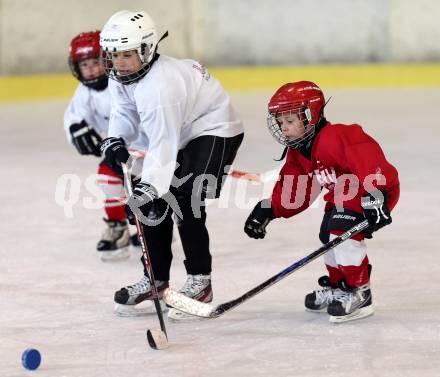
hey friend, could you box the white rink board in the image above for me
[2,0,440,74]
[0,89,439,376]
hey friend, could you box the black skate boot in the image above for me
[305,275,342,312]
[97,218,130,261]
[168,274,213,321]
[327,280,374,323]
[114,275,169,317]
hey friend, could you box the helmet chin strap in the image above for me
[274,146,288,162]
[83,74,108,91]
[317,96,332,122]
[148,30,169,61]
[158,31,169,44]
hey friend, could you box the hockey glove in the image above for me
[125,182,158,225]
[100,137,130,166]
[244,199,275,239]
[69,120,102,156]
[361,190,392,234]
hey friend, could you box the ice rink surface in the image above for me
[1,89,440,376]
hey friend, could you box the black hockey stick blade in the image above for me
[163,220,369,319]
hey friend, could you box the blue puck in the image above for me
[22,348,41,370]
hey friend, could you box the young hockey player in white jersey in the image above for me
[64,31,143,261]
[99,10,244,319]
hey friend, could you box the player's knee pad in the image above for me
[96,172,125,207]
[330,233,367,267]
[323,249,338,268]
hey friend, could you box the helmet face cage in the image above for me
[267,107,316,149]
[101,43,153,85]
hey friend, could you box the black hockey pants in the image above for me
[141,133,244,281]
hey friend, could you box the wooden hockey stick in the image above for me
[163,220,370,319]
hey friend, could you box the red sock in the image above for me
[338,256,370,288]
[104,201,126,221]
[326,265,344,287]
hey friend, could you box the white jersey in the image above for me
[64,83,148,150]
[64,83,111,144]
[107,55,244,196]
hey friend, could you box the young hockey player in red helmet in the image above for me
[64,31,144,261]
[244,81,400,323]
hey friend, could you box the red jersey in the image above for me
[271,122,400,218]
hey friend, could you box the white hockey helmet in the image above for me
[100,10,159,84]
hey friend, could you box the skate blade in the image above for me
[114,300,168,317]
[99,247,130,262]
[167,308,206,322]
[329,305,374,323]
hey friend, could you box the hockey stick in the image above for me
[228,169,262,182]
[122,163,169,350]
[163,219,370,319]
[128,149,263,182]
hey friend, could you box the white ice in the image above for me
[1,89,440,377]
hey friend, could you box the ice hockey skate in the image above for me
[113,275,169,317]
[168,274,213,321]
[327,281,374,323]
[305,275,342,312]
[96,218,130,261]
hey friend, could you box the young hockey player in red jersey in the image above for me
[64,31,144,261]
[244,81,400,323]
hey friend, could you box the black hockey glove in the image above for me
[361,190,392,234]
[100,137,130,166]
[125,182,158,225]
[244,199,275,239]
[69,120,102,156]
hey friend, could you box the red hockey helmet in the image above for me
[68,31,107,90]
[267,81,325,149]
